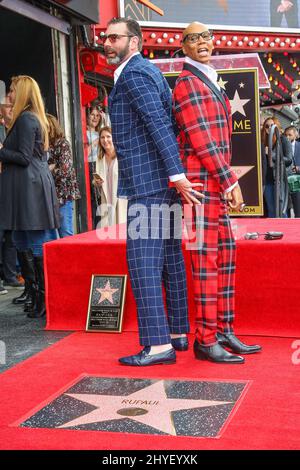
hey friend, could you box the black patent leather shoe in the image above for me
[119,347,176,366]
[216,332,262,355]
[193,340,244,364]
[171,336,189,351]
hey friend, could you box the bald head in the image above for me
[182,22,214,65]
[183,22,208,40]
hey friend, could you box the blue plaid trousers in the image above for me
[126,188,190,346]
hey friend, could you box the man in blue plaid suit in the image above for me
[104,17,203,366]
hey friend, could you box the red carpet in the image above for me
[0,331,299,450]
[45,218,300,337]
[2,219,299,450]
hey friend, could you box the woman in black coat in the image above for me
[0,75,60,318]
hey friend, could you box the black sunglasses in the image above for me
[100,33,135,43]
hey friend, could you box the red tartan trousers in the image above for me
[184,191,236,345]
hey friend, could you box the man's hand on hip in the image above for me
[173,176,204,206]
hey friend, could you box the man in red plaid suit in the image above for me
[173,22,262,363]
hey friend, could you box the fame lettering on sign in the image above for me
[233,120,252,132]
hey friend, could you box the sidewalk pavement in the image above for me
[0,287,70,373]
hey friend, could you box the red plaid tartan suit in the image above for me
[173,65,238,345]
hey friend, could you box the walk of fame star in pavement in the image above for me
[19,376,250,437]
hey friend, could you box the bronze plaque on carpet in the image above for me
[86,275,127,333]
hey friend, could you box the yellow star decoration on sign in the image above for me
[218,77,228,90]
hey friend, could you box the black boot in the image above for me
[27,256,45,318]
[12,285,29,305]
[216,332,262,355]
[12,251,35,307]
[24,281,37,313]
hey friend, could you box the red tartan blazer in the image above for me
[172,67,238,193]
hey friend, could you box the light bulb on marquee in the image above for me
[150,33,156,39]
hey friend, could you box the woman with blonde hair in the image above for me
[0,75,60,318]
[92,126,127,227]
[47,113,81,237]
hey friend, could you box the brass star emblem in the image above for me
[96,280,119,304]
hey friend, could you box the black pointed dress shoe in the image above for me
[193,340,244,364]
[216,332,262,355]
[119,347,176,366]
[171,336,189,351]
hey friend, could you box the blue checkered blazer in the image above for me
[109,54,184,199]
